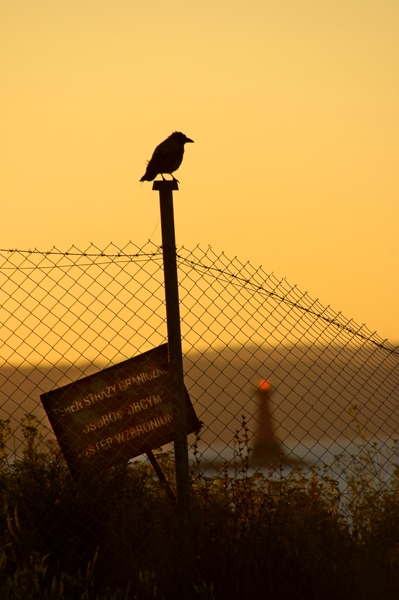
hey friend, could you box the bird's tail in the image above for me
[139,159,157,182]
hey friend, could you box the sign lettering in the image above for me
[40,344,200,477]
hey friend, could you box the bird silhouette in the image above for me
[140,131,194,182]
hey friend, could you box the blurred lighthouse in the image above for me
[252,379,283,465]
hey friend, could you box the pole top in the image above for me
[152,180,179,191]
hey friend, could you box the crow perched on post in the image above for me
[140,131,194,182]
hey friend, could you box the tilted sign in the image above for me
[40,344,200,477]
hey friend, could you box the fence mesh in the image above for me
[1,240,399,591]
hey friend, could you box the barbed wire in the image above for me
[0,246,162,258]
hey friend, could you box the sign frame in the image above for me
[40,344,200,478]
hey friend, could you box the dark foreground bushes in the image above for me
[2,417,399,599]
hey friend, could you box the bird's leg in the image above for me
[171,174,180,184]
[161,174,166,180]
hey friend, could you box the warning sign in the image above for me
[40,344,200,477]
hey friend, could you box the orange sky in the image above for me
[1,0,399,342]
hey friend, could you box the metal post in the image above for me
[146,450,176,505]
[152,179,193,596]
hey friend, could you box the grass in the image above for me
[1,415,399,599]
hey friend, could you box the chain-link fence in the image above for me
[1,241,398,472]
[1,240,399,595]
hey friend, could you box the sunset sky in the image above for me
[2,0,398,342]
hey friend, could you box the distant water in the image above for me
[187,435,399,495]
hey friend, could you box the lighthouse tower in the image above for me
[252,379,283,465]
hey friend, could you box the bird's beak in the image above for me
[186,137,194,143]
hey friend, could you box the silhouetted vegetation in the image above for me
[1,415,399,599]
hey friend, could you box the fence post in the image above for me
[152,179,193,595]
